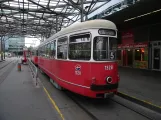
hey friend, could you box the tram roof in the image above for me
[39,19,117,47]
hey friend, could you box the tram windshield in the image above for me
[93,37,117,61]
[69,34,91,60]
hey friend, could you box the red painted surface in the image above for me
[22,50,28,63]
[118,42,148,49]
[31,55,38,65]
[38,57,119,98]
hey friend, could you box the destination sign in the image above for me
[98,29,116,36]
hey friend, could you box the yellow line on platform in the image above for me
[43,87,65,120]
[119,92,161,109]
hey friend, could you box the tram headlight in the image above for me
[106,77,112,84]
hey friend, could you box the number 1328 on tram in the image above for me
[38,19,120,98]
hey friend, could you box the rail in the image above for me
[28,58,38,85]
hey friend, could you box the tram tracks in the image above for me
[111,96,161,120]
[65,91,99,120]
[0,59,14,70]
[0,59,17,85]
[65,91,161,120]
[37,69,161,120]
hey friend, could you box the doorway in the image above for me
[122,49,133,67]
[122,50,127,66]
[152,47,161,70]
[127,49,133,66]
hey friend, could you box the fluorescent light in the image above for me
[124,8,161,22]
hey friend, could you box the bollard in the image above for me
[17,63,21,71]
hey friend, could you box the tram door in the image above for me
[152,47,161,70]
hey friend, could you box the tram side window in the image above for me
[34,50,36,56]
[69,34,91,60]
[46,43,51,58]
[32,51,34,56]
[57,37,68,59]
[135,48,145,61]
[41,47,43,56]
[50,41,56,58]
[38,48,40,56]
[45,45,47,57]
[36,50,38,56]
[42,46,45,57]
[38,48,41,56]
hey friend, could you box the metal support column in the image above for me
[0,37,3,61]
[85,14,88,21]
[81,0,84,22]
[56,15,58,33]
[3,39,5,60]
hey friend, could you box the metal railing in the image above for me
[28,58,38,85]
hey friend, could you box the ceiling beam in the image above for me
[1,4,78,15]
[27,0,75,22]
[0,0,13,3]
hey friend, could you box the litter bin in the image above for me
[17,63,21,71]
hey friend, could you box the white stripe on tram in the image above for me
[39,65,90,89]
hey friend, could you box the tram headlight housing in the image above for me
[106,77,112,84]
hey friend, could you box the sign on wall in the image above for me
[118,42,148,49]
[121,29,134,44]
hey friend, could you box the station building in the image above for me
[101,0,161,71]
[7,36,25,55]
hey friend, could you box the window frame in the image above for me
[68,32,92,61]
[46,42,51,58]
[42,45,45,57]
[57,36,68,60]
[93,36,117,61]
[50,40,56,59]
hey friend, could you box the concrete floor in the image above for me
[1,59,160,120]
[118,67,161,106]
[0,62,61,120]
[38,69,157,120]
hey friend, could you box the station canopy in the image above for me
[0,0,111,39]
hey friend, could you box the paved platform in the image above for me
[0,59,5,62]
[118,67,161,107]
[0,60,61,120]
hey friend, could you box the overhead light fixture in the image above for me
[124,8,161,22]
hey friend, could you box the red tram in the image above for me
[22,47,29,64]
[37,19,120,98]
[31,47,38,65]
